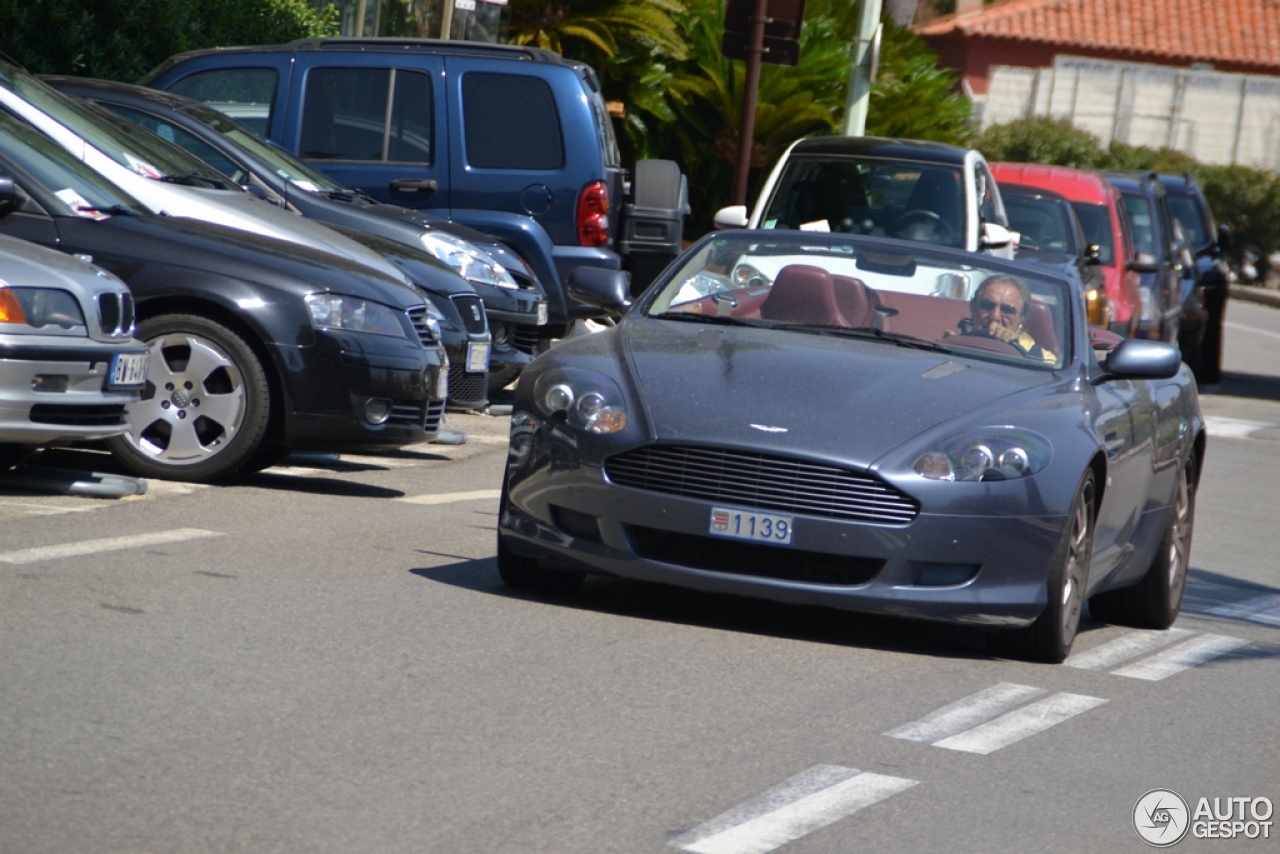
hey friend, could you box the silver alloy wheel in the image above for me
[122,332,247,466]
[1167,465,1192,590]
[1059,482,1093,646]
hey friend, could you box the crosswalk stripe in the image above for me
[670,765,917,854]
[1111,634,1250,681]
[0,528,222,564]
[931,693,1108,755]
[396,489,503,506]
[1208,594,1280,626]
[1065,628,1195,670]
[884,683,1046,743]
[1203,415,1276,439]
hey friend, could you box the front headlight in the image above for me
[533,366,628,434]
[914,426,1052,482]
[420,232,519,289]
[0,287,86,333]
[305,293,406,338]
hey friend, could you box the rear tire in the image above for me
[1089,457,1196,629]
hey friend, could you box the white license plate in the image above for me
[466,341,490,372]
[709,506,793,545]
[109,352,149,388]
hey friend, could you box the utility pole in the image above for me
[841,0,882,136]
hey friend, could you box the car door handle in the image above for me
[389,178,438,196]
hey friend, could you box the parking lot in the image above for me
[3,300,1280,853]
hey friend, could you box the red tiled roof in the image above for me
[915,0,1280,71]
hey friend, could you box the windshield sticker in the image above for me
[124,153,162,179]
[292,179,320,192]
[54,188,108,220]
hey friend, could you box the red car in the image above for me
[990,163,1141,335]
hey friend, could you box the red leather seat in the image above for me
[759,265,849,327]
[830,275,882,328]
[1025,299,1060,356]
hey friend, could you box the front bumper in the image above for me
[0,338,147,445]
[501,458,1067,628]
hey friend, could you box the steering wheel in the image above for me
[890,210,956,245]
[944,333,1024,357]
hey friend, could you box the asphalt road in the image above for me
[2,298,1279,854]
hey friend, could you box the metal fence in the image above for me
[981,55,1280,171]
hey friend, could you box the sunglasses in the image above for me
[975,297,1021,317]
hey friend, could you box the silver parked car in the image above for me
[0,232,147,468]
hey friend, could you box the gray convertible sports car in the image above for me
[496,231,1204,662]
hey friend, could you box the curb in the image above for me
[1229,284,1280,309]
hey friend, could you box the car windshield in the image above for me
[760,155,965,248]
[184,103,346,193]
[1004,195,1077,255]
[1070,202,1116,265]
[0,110,150,217]
[1121,193,1157,256]
[0,67,233,188]
[646,234,1069,369]
[1166,190,1210,249]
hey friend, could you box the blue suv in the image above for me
[142,39,689,335]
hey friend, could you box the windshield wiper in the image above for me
[651,312,765,328]
[73,204,138,217]
[158,172,229,189]
[780,324,953,352]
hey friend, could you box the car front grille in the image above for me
[387,401,426,429]
[627,525,884,585]
[512,325,541,356]
[97,292,135,337]
[605,445,919,525]
[447,363,488,407]
[424,400,446,433]
[407,306,434,344]
[451,295,488,335]
[29,403,128,427]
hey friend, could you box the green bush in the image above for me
[0,0,338,83]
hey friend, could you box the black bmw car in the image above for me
[0,110,448,482]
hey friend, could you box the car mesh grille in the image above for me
[424,400,446,433]
[387,401,426,429]
[96,292,135,337]
[407,306,434,344]
[447,363,488,406]
[605,445,919,525]
[29,403,128,427]
[451,295,488,335]
[513,325,540,356]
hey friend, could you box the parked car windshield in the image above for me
[182,103,346,193]
[1004,195,1078,254]
[646,234,1068,369]
[1121,193,1158,256]
[759,156,966,248]
[1069,202,1116,265]
[0,110,150,217]
[1166,190,1210,250]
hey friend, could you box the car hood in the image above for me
[622,320,1058,467]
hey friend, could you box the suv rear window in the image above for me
[166,68,276,136]
[461,72,563,170]
[300,67,433,163]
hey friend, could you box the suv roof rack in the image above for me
[285,38,564,64]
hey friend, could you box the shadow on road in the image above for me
[1209,370,1280,403]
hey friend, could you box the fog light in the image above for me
[32,374,70,392]
[433,358,449,400]
[363,398,393,425]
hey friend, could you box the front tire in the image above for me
[106,314,271,482]
[998,471,1096,663]
[496,482,585,593]
[1090,457,1196,629]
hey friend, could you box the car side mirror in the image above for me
[980,222,1013,249]
[243,184,269,200]
[713,205,749,229]
[1217,224,1233,254]
[1086,243,1102,264]
[1097,339,1182,382]
[566,266,632,313]
[0,172,17,219]
[1128,253,1159,273]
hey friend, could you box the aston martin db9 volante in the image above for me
[496,231,1204,663]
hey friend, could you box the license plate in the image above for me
[709,506,793,545]
[536,302,548,326]
[108,352,149,388]
[466,341,490,372]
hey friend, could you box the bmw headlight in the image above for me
[914,427,1052,482]
[420,232,519,289]
[533,367,628,434]
[305,293,406,338]
[0,287,86,333]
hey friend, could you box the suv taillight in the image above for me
[576,181,610,247]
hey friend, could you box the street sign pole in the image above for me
[731,0,770,206]
[841,0,882,136]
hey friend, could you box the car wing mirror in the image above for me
[1096,339,1182,383]
[980,222,1013,249]
[1217,223,1233,254]
[1086,243,1102,264]
[1127,252,1159,273]
[713,205,749,229]
[0,172,16,219]
[566,266,632,313]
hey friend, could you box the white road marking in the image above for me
[1203,415,1276,439]
[670,765,917,854]
[1111,634,1250,681]
[1208,593,1280,626]
[1065,628,1195,670]
[932,693,1108,755]
[0,500,98,516]
[884,683,1046,743]
[1225,320,1280,342]
[0,528,222,565]
[397,489,502,506]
